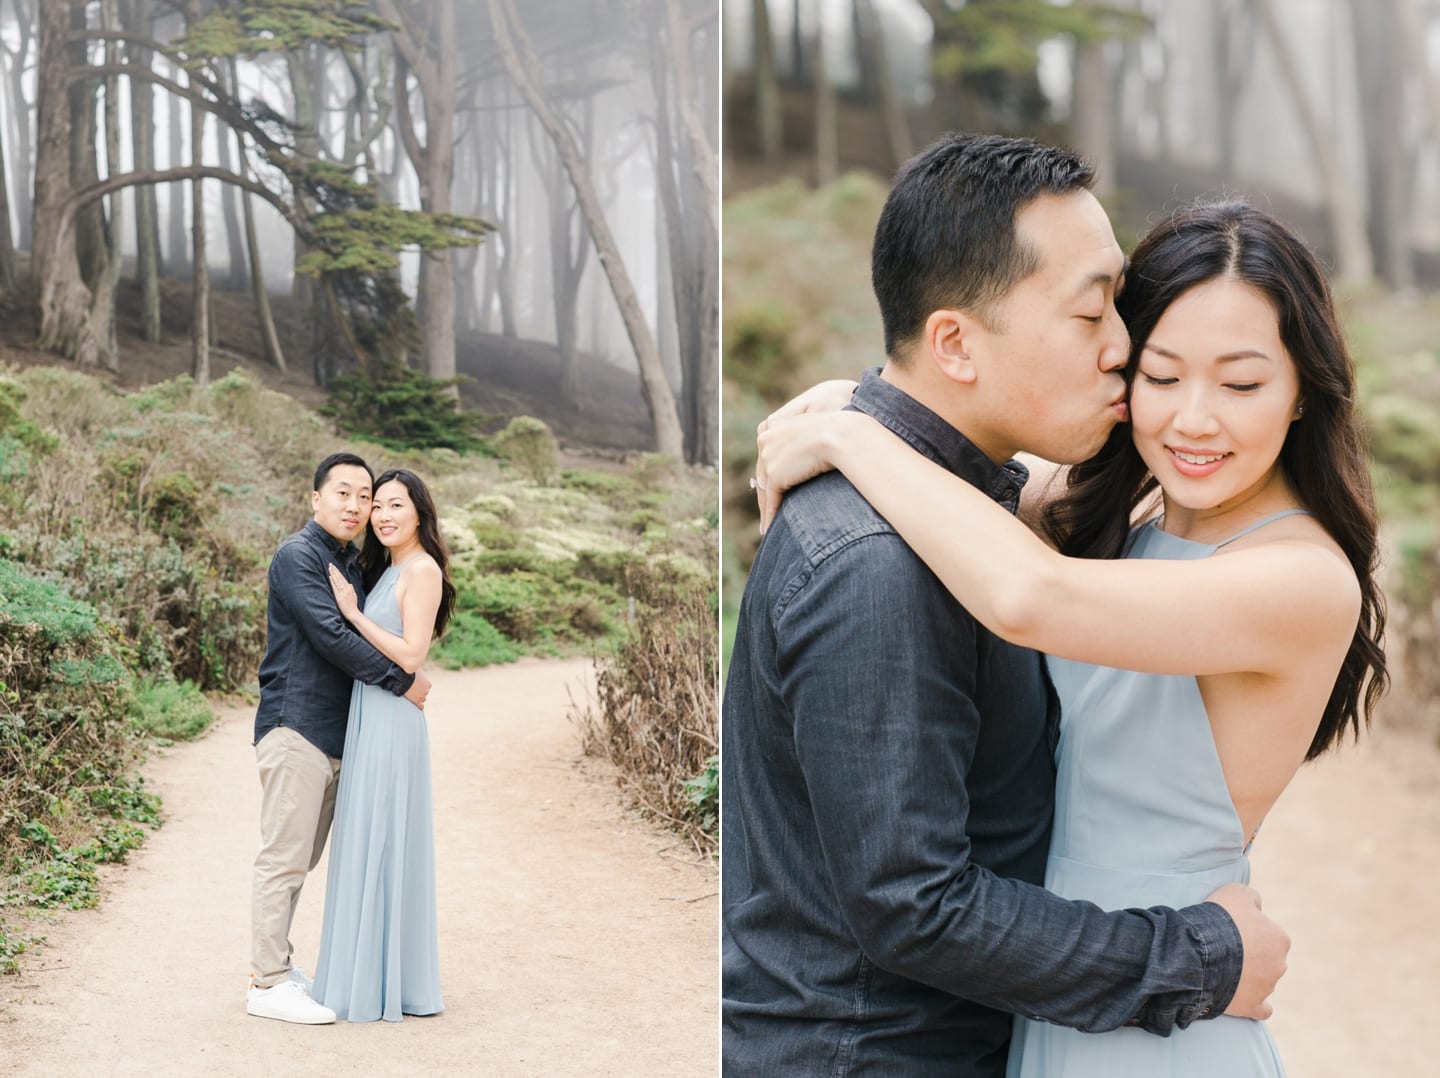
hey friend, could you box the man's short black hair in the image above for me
[872,133,1095,358]
[313,452,373,493]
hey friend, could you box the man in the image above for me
[246,452,431,1025]
[722,134,1290,1074]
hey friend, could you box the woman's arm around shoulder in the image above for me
[757,410,1360,679]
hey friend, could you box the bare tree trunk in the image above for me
[1071,0,1115,197]
[1348,0,1412,289]
[120,0,162,340]
[4,0,36,251]
[1397,0,1440,146]
[475,88,503,335]
[166,60,187,271]
[69,2,108,289]
[286,46,318,307]
[381,0,458,386]
[490,0,683,457]
[664,0,719,239]
[212,112,247,290]
[102,0,125,296]
[494,88,519,338]
[809,0,837,186]
[1253,0,1372,283]
[651,2,718,464]
[228,60,285,371]
[853,0,911,170]
[35,1,109,366]
[0,115,16,295]
[186,4,209,386]
[751,0,781,161]
[1212,0,1254,180]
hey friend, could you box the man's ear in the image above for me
[311,490,321,513]
[923,308,981,386]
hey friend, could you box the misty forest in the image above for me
[0,0,718,463]
[0,0,721,1005]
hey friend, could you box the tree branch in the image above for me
[60,165,305,238]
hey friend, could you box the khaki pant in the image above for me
[251,726,341,989]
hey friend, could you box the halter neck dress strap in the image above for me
[1212,507,1314,548]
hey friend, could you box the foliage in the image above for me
[431,611,523,670]
[130,678,215,742]
[175,2,393,61]
[299,188,492,277]
[929,0,1149,132]
[934,0,1149,79]
[146,7,493,380]
[573,567,719,857]
[0,556,162,955]
[323,360,485,452]
[489,416,559,484]
[0,924,40,975]
[681,754,718,837]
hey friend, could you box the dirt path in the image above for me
[1250,719,1437,1077]
[0,658,718,1077]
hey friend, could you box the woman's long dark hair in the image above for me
[1041,201,1387,760]
[359,468,456,638]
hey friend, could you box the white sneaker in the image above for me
[246,979,336,1024]
[288,966,315,994]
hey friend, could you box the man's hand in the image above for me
[1206,882,1290,1019]
[404,669,432,709]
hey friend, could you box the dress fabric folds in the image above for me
[1007,516,1299,1077]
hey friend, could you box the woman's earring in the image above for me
[1296,403,1305,418]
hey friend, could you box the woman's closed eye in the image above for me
[1139,372,1177,386]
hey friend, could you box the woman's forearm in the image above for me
[346,608,426,672]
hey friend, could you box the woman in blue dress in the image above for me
[752,202,1388,1076]
[313,468,455,1022]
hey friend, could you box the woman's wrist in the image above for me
[829,410,877,471]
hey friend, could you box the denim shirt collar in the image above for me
[302,518,359,566]
[848,367,1029,513]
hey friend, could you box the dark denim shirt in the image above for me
[253,520,414,759]
[721,370,1243,1077]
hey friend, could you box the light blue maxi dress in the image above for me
[312,563,444,1022]
[1007,513,1307,1077]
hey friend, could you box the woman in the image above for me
[753,202,1387,1076]
[312,468,456,1022]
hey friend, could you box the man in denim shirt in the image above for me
[722,135,1291,1074]
[247,452,430,1025]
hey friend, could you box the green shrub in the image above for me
[682,754,719,835]
[431,611,523,669]
[130,677,214,741]
[0,924,40,975]
[724,302,798,400]
[456,566,620,648]
[558,469,640,507]
[323,361,484,452]
[0,560,161,946]
[489,415,558,484]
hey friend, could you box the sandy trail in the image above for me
[0,658,718,1076]
[1252,719,1437,1077]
